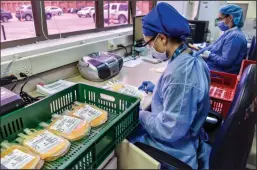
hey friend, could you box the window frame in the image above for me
[1,0,156,49]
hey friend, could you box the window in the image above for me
[44,1,96,35]
[119,4,128,11]
[112,5,117,10]
[104,1,129,27]
[1,0,157,49]
[136,1,152,16]
[0,1,37,42]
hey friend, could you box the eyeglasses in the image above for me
[142,35,157,47]
[215,14,230,22]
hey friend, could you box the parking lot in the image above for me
[1,13,124,42]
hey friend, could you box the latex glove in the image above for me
[200,50,211,58]
[138,81,155,93]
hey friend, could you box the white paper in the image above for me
[25,131,64,154]
[117,85,146,99]
[105,80,146,101]
[37,80,75,95]
[1,149,35,169]
[123,59,143,68]
[150,67,165,73]
[50,116,82,134]
[73,105,103,122]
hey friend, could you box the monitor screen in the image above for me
[133,15,145,45]
[188,20,209,43]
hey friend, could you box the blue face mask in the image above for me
[149,34,168,61]
[218,21,230,31]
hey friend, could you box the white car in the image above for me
[45,6,63,16]
[77,7,95,17]
[92,3,142,24]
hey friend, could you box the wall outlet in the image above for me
[1,58,32,79]
[107,40,116,51]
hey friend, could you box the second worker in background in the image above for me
[195,4,247,74]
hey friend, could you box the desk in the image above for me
[31,58,167,110]
[68,59,167,110]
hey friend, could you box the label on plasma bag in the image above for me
[50,115,82,134]
[73,105,103,122]
[1,149,35,169]
[118,85,143,99]
[25,131,64,154]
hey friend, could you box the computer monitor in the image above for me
[133,15,145,47]
[188,20,209,43]
[185,23,196,44]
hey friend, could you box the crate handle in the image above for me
[100,93,115,102]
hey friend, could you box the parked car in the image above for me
[15,5,52,21]
[45,6,63,16]
[0,8,13,22]
[77,7,95,17]
[68,8,78,14]
[78,6,86,11]
[92,3,142,24]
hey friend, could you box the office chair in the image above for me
[135,64,257,169]
[247,36,256,61]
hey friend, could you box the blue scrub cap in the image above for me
[219,4,244,28]
[142,2,190,40]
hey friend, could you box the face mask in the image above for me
[149,34,168,61]
[218,21,230,31]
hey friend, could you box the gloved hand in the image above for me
[200,50,211,58]
[138,81,155,93]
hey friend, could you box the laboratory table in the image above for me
[31,58,167,110]
[68,60,166,109]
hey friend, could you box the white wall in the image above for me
[185,1,200,20]
[246,1,256,18]
[158,1,185,16]
[227,1,256,18]
[157,1,199,20]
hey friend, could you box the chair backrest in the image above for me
[248,36,256,61]
[210,64,257,169]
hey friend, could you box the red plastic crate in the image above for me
[210,71,238,118]
[238,60,256,81]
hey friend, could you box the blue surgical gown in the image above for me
[195,27,247,74]
[129,53,211,169]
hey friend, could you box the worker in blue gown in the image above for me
[195,4,247,74]
[128,2,211,169]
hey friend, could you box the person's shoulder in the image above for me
[169,53,194,68]
[164,54,210,93]
[227,29,247,41]
[166,53,209,77]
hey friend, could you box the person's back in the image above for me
[147,52,210,169]
[205,27,247,74]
